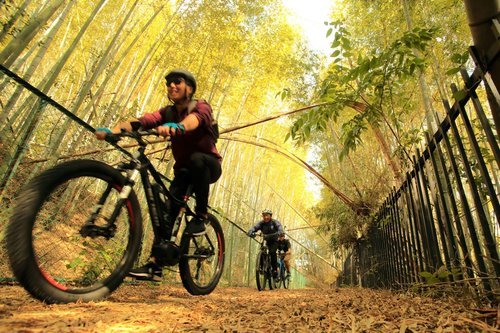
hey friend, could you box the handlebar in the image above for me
[252,232,280,240]
[102,129,167,146]
[105,129,159,140]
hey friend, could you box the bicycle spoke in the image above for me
[180,217,224,294]
[32,176,132,289]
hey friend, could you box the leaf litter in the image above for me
[0,284,497,332]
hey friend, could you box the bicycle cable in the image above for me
[0,64,133,159]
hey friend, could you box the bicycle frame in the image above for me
[7,129,225,303]
[278,254,286,277]
[81,132,195,247]
[255,233,279,290]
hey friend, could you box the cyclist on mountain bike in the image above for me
[96,69,222,281]
[277,232,292,277]
[247,209,283,279]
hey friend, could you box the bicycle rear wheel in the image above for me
[179,213,225,295]
[281,262,290,289]
[6,160,143,304]
[283,273,290,289]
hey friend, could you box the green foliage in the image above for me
[325,21,352,63]
[66,257,85,270]
[452,89,467,101]
[339,112,368,160]
[420,271,440,285]
[393,127,422,168]
[316,195,376,251]
[446,50,469,75]
[286,102,341,144]
[420,266,457,285]
[287,23,438,160]
[66,247,111,286]
[276,88,291,101]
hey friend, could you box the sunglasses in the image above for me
[166,77,185,86]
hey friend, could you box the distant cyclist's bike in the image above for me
[6,130,225,304]
[254,232,278,291]
[275,251,290,289]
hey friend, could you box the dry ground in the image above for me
[0,283,498,332]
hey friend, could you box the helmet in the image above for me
[165,69,197,94]
[262,208,272,215]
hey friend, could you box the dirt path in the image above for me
[0,284,497,332]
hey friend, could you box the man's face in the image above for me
[262,213,271,222]
[166,76,193,102]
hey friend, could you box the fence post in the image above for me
[441,100,492,296]
[416,149,444,269]
[405,173,426,277]
[424,132,462,281]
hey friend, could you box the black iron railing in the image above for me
[338,41,500,303]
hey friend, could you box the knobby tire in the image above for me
[6,160,143,304]
[179,213,225,295]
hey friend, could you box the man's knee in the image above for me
[189,153,205,170]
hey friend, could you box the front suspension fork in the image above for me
[80,169,139,239]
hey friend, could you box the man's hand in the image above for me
[95,121,134,140]
[156,125,170,138]
[157,122,185,138]
[95,128,112,140]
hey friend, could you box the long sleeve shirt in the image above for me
[138,100,221,170]
[248,219,284,241]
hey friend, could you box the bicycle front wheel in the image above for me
[255,251,269,291]
[269,267,277,290]
[275,265,283,289]
[6,160,143,304]
[179,213,225,295]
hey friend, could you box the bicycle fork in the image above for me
[80,169,140,239]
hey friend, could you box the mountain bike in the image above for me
[254,232,278,291]
[6,129,225,304]
[275,251,290,289]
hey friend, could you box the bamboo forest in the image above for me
[0,0,499,331]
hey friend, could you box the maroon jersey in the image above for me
[138,100,221,170]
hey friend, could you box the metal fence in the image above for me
[338,44,500,303]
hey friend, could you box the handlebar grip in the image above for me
[96,127,112,134]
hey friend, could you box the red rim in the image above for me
[37,184,134,291]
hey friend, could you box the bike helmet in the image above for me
[165,69,197,94]
[262,208,272,215]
